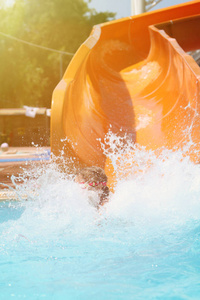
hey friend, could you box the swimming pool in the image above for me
[1,148,200,299]
[0,148,50,163]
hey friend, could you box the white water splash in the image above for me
[101,132,200,233]
[1,134,200,244]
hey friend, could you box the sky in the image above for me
[2,0,195,17]
[88,0,194,19]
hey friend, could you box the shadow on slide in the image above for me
[51,1,200,187]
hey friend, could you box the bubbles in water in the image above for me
[1,132,200,246]
[1,133,200,300]
[101,131,200,235]
[1,160,100,245]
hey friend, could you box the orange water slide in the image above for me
[51,1,200,180]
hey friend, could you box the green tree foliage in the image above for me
[0,0,115,108]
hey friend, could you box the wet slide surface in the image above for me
[51,1,200,185]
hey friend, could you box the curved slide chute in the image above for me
[51,1,200,187]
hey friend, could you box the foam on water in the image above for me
[1,165,99,244]
[1,136,200,299]
[1,147,200,247]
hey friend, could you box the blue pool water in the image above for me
[1,146,200,299]
[0,149,50,163]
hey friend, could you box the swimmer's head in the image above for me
[75,166,110,207]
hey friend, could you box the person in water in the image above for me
[75,166,110,209]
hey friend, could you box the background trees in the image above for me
[0,0,115,108]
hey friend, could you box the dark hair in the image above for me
[76,166,110,204]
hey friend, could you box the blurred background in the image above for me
[0,0,196,147]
